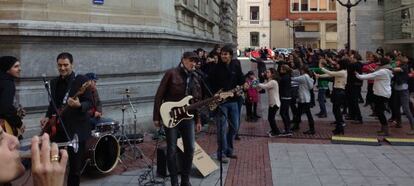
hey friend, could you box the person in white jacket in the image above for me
[356,58,393,136]
[257,68,281,137]
[291,66,316,134]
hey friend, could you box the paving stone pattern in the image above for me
[269,143,414,186]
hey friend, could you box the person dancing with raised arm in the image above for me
[316,58,348,135]
[356,58,393,136]
[257,68,281,137]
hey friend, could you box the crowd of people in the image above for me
[2,44,414,186]
[191,45,414,140]
[268,47,414,137]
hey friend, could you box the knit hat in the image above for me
[85,72,98,81]
[0,56,19,72]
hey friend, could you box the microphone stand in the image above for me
[194,69,235,186]
[42,76,71,142]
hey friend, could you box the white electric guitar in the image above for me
[160,86,242,128]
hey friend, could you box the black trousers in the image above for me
[348,86,363,121]
[296,103,315,131]
[268,105,280,134]
[245,101,258,118]
[165,120,195,183]
[374,95,389,126]
[67,141,86,186]
[332,88,346,128]
[290,87,299,122]
[280,99,291,132]
[365,83,374,105]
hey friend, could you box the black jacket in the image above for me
[347,62,363,87]
[393,64,409,86]
[46,72,93,142]
[207,59,244,102]
[279,74,292,99]
[0,72,22,130]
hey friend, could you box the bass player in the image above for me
[40,52,92,186]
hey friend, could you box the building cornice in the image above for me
[0,20,221,43]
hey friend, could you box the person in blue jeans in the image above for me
[207,45,245,163]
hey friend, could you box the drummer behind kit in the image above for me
[82,88,147,174]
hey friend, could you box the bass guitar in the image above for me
[42,80,92,138]
[160,86,242,128]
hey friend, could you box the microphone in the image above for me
[125,88,130,98]
[192,69,205,78]
[41,73,49,88]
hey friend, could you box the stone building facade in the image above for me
[383,0,414,56]
[237,0,270,50]
[0,0,237,136]
[336,0,384,56]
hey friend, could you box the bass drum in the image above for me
[84,134,120,174]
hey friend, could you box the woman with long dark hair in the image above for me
[258,68,281,137]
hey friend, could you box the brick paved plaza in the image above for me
[76,90,414,186]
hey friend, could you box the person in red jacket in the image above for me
[362,52,379,116]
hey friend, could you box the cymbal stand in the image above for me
[125,90,152,166]
[116,104,129,170]
[116,90,151,169]
[125,90,146,160]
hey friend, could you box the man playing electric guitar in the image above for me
[0,56,25,140]
[40,52,93,186]
[153,51,202,186]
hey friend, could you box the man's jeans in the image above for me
[165,119,195,179]
[215,101,240,158]
[317,88,327,115]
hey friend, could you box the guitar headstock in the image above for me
[231,85,244,96]
[16,104,26,118]
[216,92,234,100]
[76,80,92,96]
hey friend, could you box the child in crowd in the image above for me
[244,71,260,122]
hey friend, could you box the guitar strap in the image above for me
[62,73,77,105]
[180,64,194,96]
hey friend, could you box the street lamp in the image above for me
[285,17,303,48]
[331,0,366,52]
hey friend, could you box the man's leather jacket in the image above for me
[153,66,202,123]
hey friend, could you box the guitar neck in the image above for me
[185,86,240,111]
[187,97,216,111]
[60,94,80,114]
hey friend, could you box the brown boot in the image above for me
[377,125,389,136]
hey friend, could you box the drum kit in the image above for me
[81,88,148,175]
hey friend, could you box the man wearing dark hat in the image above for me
[153,51,202,186]
[84,73,104,129]
[0,56,24,139]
